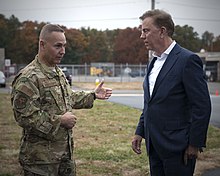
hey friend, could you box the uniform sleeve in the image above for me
[11,77,61,140]
[70,90,95,109]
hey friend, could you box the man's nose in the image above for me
[140,32,145,39]
[60,46,65,54]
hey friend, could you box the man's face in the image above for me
[41,31,66,67]
[140,17,162,53]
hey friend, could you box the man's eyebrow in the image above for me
[55,42,66,45]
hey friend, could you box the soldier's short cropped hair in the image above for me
[139,9,174,37]
[39,24,65,40]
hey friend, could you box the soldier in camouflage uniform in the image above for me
[11,24,112,176]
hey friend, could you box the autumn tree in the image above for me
[173,25,201,52]
[201,31,215,51]
[113,27,147,64]
[1,14,219,66]
[0,15,9,48]
[62,28,88,64]
[103,29,120,63]
[7,15,21,43]
[212,35,220,51]
[81,28,112,63]
[7,21,40,64]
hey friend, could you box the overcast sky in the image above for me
[0,0,220,37]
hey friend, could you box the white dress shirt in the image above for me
[149,41,176,96]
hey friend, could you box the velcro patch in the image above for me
[14,93,28,109]
[18,85,35,97]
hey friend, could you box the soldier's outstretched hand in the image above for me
[94,79,112,100]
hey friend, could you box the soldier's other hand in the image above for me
[94,79,112,100]
[61,112,77,129]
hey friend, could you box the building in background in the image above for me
[197,51,220,82]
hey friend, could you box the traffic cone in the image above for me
[215,90,219,96]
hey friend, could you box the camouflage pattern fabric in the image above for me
[11,55,95,175]
[22,155,76,176]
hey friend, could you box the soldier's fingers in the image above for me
[106,88,112,92]
[106,92,112,96]
[97,79,104,88]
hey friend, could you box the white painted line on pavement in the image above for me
[111,94,143,96]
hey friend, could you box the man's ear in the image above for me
[39,40,46,49]
[160,26,166,38]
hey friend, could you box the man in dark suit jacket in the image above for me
[131,9,211,176]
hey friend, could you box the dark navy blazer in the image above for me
[135,44,211,159]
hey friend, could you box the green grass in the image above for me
[73,100,149,175]
[0,93,220,175]
[206,125,220,149]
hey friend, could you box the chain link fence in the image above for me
[59,63,147,83]
[13,63,148,83]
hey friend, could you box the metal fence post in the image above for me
[85,63,87,82]
[120,64,123,83]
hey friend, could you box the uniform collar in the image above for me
[35,55,58,78]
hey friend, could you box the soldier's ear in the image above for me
[40,40,46,49]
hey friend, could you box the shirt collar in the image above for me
[164,40,176,55]
[152,40,176,60]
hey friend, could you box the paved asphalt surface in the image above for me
[202,168,220,176]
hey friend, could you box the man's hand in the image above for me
[94,79,112,100]
[132,135,142,154]
[184,145,199,165]
[60,112,77,129]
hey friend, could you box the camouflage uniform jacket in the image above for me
[11,55,95,168]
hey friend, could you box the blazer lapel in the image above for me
[145,57,157,99]
[143,74,150,101]
[151,44,181,99]
[147,57,157,75]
